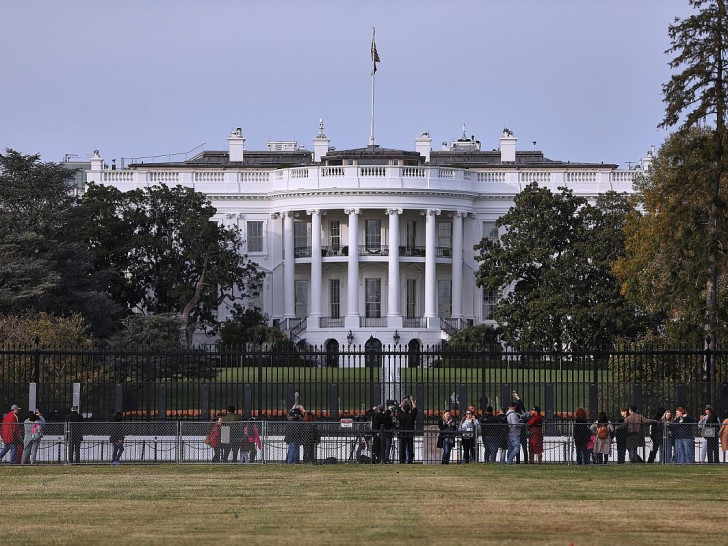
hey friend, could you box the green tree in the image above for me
[79,183,264,345]
[614,129,728,345]
[661,0,728,347]
[474,183,646,350]
[0,150,121,336]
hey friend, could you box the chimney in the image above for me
[313,119,330,163]
[89,149,104,171]
[499,128,517,163]
[641,145,655,172]
[414,132,432,163]
[228,128,245,163]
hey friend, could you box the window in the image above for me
[329,279,340,319]
[247,221,264,253]
[483,289,497,321]
[406,220,417,249]
[483,221,499,242]
[329,221,341,251]
[295,280,308,318]
[406,279,417,318]
[365,220,381,250]
[438,280,451,318]
[365,278,381,318]
[437,221,452,249]
[294,221,310,250]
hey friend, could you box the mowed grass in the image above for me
[2,465,727,545]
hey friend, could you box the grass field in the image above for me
[2,465,727,545]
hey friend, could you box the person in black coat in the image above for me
[614,408,628,464]
[397,396,418,464]
[647,408,665,463]
[481,406,501,463]
[65,405,84,464]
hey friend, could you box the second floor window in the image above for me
[483,289,497,321]
[247,221,264,253]
[483,221,499,242]
[365,220,381,250]
[437,221,452,250]
[294,221,310,250]
[330,221,341,251]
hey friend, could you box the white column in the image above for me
[424,209,440,319]
[283,211,295,319]
[309,209,322,321]
[387,208,403,328]
[345,208,360,328]
[451,211,464,319]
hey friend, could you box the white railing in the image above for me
[610,171,639,184]
[401,167,425,177]
[240,171,270,183]
[477,172,506,183]
[438,168,455,179]
[321,167,345,177]
[359,166,386,177]
[290,168,309,179]
[194,172,225,183]
[102,171,135,183]
[519,171,551,184]
[148,172,179,184]
[565,172,597,183]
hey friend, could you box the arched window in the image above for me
[325,339,340,368]
[364,336,383,368]
[407,339,422,368]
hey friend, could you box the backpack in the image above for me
[596,424,608,440]
[31,422,43,440]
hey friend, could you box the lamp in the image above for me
[393,330,400,345]
[346,330,354,345]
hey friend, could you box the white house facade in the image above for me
[85,123,652,352]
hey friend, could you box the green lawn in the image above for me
[2,465,727,545]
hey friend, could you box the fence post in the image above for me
[177,421,182,464]
[416,383,425,432]
[329,383,339,419]
[72,383,81,413]
[676,383,686,409]
[200,384,210,421]
[588,383,598,421]
[158,383,167,420]
[115,383,123,414]
[545,383,555,420]
[501,384,511,411]
[370,383,380,412]
[458,383,468,416]
[632,382,642,412]
[243,384,252,420]
[286,384,295,412]
[28,382,37,413]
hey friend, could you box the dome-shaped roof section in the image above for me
[322,145,425,166]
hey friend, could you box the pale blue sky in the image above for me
[0,1,693,168]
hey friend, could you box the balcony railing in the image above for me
[360,317,387,327]
[319,317,344,328]
[358,245,389,256]
[436,247,452,258]
[399,246,426,257]
[402,317,427,328]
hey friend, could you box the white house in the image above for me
[86,122,652,354]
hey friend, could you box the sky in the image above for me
[0,1,695,168]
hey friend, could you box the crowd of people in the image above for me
[3,398,728,465]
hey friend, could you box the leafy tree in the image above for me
[217,306,289,349]
[474,183,647,350]
[614,128,728,345]
[661,0,728,347]
[79,183,264,345]
[0,150,121,336]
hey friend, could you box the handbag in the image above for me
[702,427,716,438]
[204,435,211,445]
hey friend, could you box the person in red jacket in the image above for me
[0,404,23,464]
[526,406,544,464]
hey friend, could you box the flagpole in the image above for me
[369,27,377,147]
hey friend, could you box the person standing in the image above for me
[371,405,389,464]
[437,410,458,464]
[21,410,45,465]
[110,412,125,466]
[301,410,319,464]
[221,405,241,462]
[65,405,84,464]
[573,408,591,465]
[513,392,529,464]
[207,415,223,463]
[506,402,522,464]
[480,406,501,463]
[589,411,614,465]
[240,421,261,463]
[285,405,304,464]
[670,407,695,464]
[697,408,709,463]
[459,409,478,464]
[703,406,720,464]
[647,408,666,464]
[0,404,23,464]
[614,408,629,464]
[397,396,418,464]
[526,407,544,464]
[616,405,657,463]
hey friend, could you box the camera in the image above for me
[404,394,412,401]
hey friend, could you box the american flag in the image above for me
[371,31,380,74]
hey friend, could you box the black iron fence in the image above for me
[1,344,727,422]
